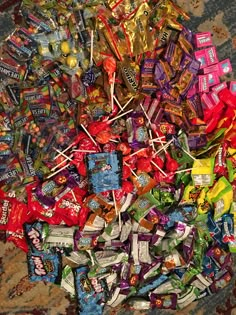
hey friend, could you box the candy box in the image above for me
[194,32,213,48]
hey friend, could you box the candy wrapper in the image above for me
[74,266,104,315]
[86,151,122,193]
[0,0,235,312]
[27,249,62,284]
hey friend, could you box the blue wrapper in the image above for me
[24,221,44,254]
[73,266,104,315]
[86,151,122,193]
[221,214,234,243]
[27,250,62,284]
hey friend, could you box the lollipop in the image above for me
[103,56,116,110]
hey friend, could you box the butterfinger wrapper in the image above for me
[119,59,140,94]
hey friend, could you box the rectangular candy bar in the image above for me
[205,46,218,66]
[194,32,213,48]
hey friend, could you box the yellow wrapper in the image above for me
[207,176,230,202]
[197,187,211,215]
[107,0,145,20]
[213,186,233,220]
[122,2,155,56]
[191,158,215,187]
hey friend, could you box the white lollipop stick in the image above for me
[149,136,166,142]
[151,160,167,177]
[71,190,77,202]
[124,162,138,178]
[121,96,134,111]
[181,147,199,163]
[81,124,98,147]
[46,163,69,179]
[110,139,119,143]
[149,130,155,151]
[90,30,94,66]
[53,147,73,161]
[113,95,123,111]
[51,154,73,171]
[139,102,151,126]
[154,138,174,156]
[53,142,75,160]
[174,168,196,174]
[129,148,146,157]
[110,72,116,111]
[108,109,133,123]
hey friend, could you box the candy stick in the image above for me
[151,160,167,177]
[80,124,98,147]
[113,95,123,111]
[51,154,73,171]
[46,163,69,179]
[124,162,138,178]
[110,72,116,110]
[108,109,133,123]
[139,102,151,126]
[129,148,146,157]
[174,168,196,174]
[53,147,73,162]
[154,138,174,156]
[181,147,199,163]
[53,142,75,160]
[149,136,166,142]
[71,190,77,202]
[90,30,94,66]
[112,190,121,232]
[121,96,134,111]
[149,130,155,151]
[110,139,119,143]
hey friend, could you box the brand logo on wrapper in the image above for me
[123,67,138,91]
[32,256,47,276]
[28,227,42,251]
[0,200,10,225]
[61,199,81,212]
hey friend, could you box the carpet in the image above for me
[0,0,236,315]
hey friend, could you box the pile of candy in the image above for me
[1,0,236,313]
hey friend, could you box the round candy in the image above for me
[103,57,116,84]
[122,165,132,179]
[122,181,134,193]
[66,55,77,68]
[136,158,152,173]
[60,41,71,55]
[117,142,131,155]
[165,152,179,172]
[88,121,109,136]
